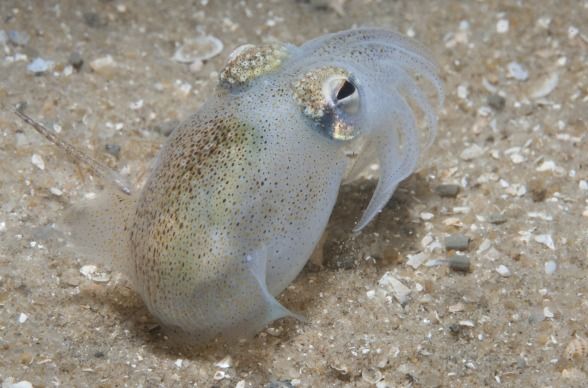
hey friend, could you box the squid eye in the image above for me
[328,77,359,115]
[336,80,356,101]
[293,67,361,141]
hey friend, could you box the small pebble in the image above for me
[496,264,511,277]
[545,261,557,274]
[445,234,470,250]
[104,143,121,158]
[487,213,507,225]
[68,51,84,70]
[83,12,106,28]
[448,254,470,272]
[8,30,30,46]
[435,184,460,198]
[487,94,505,111]
[543,307,554,319]
[27,57,54,75]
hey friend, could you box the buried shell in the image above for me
[172,35,224,64]
[565,336,588,360]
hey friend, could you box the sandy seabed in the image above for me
[1,0,587,387]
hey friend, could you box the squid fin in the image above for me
[246,248,306,323]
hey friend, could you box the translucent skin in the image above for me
[71,28,443,345]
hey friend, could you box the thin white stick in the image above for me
[15,107,132,196]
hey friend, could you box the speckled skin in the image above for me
[70,28,443,344]
[130,94,347,342]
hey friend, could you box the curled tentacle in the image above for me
[354,90,420,231]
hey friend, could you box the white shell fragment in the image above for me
[406,252,429,269]
[378,272,411,304]
[545,261,557,274]
[530,72,559,99]
[31,154,45,170]
[27,57,54,74]
[18,313,28,323]
[460,144,484,160]
[79,265,111,283]
[89,55,117,74]
[534,234,555,250]
[448,303,465,313]
[507,62,528,81]
[1,378,33,388]
[172,35,223,64]
[214,355,232,369]
[496,19,509,33]
[496,264,511,277]
[419,212,434,221]
[536,160,559,172]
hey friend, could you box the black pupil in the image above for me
[336,80,355,100]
